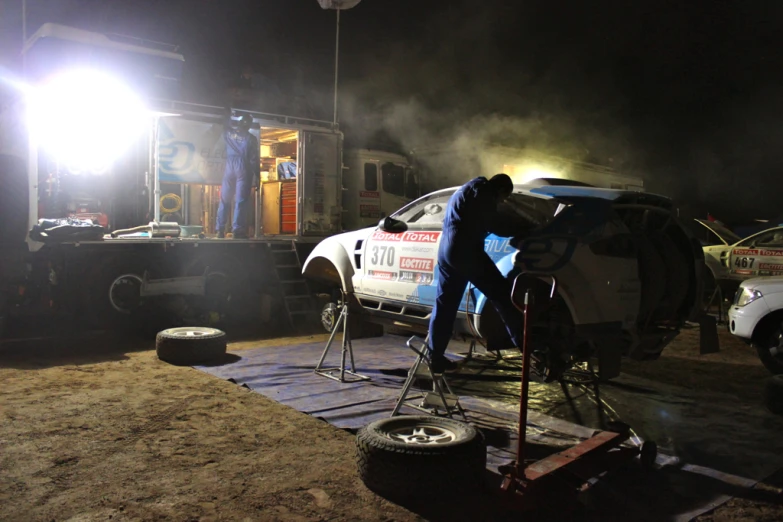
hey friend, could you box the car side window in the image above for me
[754,230,783,248]
[392,191,454,228]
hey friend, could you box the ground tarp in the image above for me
[196,335,782,521]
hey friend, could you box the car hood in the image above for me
[741,276,783,295]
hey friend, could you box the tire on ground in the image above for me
[764,375,783,415]
[156,327,227,366]
[356,416,486,500]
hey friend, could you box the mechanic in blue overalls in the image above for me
[428,174,523,373]
[216,114,259,239]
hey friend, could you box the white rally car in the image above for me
[729,276,783,374]
[723,226,783,282]
[303,185,706,380]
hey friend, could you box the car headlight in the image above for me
[734,287,763,307]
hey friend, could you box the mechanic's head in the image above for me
[237,114,253,131]
[489,173,514,202]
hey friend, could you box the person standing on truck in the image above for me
[427,174,524,373]
[216,114,259,239]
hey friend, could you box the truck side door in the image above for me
[299,131,342,235]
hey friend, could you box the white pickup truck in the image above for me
[728,276,783,374]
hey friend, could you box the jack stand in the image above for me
[499,274,653,510]
[391,336,467,421]
[314,298,370,383]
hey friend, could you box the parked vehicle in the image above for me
[303,184,706,380]
[728,276,783,374]
[722,226,783,282]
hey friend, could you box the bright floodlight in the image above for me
[28,70,147,173]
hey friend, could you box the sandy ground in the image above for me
[1,327,782,521]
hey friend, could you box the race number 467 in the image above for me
[735,257,755,269]
[371,246,395,266]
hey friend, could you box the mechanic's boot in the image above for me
[216,231,225,239]
[232,230,248,239]
[429,354,459,374]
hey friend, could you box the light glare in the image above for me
[28,70,147,172]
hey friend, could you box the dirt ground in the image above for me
[1,327,782,521]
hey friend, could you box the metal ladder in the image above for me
[270,241,319,328]
[391,336,467,420]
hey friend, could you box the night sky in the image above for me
[2,0,783,221]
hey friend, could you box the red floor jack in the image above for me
[499,274,656,510]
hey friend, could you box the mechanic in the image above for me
[428,173,524,373]
[216,114,259,239]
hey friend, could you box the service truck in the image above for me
[0,24,415,337]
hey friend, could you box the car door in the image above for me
[355,190,455,305]
[694,220,741,280]
[728,228,783,280]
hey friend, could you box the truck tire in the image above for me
[764,375,783,415]
[754,320,783,375]
[156,327,227,365]
[356,416,486,500]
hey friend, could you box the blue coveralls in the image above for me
[216,126,259,235]
[428,177,524,358]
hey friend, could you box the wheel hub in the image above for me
[386,425,456,445]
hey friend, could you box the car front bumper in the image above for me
[728,298,771,340]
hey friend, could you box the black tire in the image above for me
[764,375,783,415]
[640,440,658,469]
[85,256,158,328]
[754,322,783,375]
[356,416,486,500]
[156,327,227,365]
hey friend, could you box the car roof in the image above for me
[426,183,661,202]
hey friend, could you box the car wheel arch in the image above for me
[302,244,355,294]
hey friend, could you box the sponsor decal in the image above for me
[401,245,436,254]
[406,294,421,304]
[371,230,403,242]
[370,230,441,243]
[733,269,754,275]
[399,270,434,285]
[484,238,515,254]
[377,290,387,296]
[759,263,783,270]
[733,248,783,257]
[400,257,434,271]
[367,270,397,281]
[360,203,380,218]
[402,231,440,243]
[360,191,380,198]
[388,292,406,299]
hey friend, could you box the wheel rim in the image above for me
[108,274,143,314]
[321,304,337,332]
[384,424,457,445]
[166,327,221,337]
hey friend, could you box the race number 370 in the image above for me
[735,257,755,269]
[371,246,395,266]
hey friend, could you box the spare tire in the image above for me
[764,375,783,415]
[156,327,227,365]
[356,416,486,500]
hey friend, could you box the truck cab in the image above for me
[342,149,419,231]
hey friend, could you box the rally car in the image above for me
[722,226,783,282]
[302,185,706,380]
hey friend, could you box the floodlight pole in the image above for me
[333,8,340,126]
[22,0,27,76]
